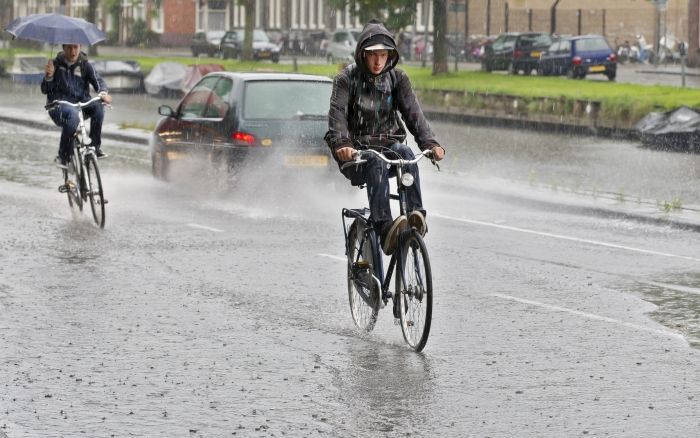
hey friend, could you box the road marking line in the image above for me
[493,293,685,340]
[186,223,223,233]
[318,253,346,262]
[434,213,700,262]
[638,280,700,296]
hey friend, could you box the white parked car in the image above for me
[326,29,361,64]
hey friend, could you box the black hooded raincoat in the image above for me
[325,21,441,162]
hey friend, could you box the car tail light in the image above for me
[232,131,256,146]
[514,49,522,59]
[608,53,617,63]
[572,56,582,65]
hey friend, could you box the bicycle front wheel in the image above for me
[396,230,433,351]
[85,154,105,228]
[68,148,83,212]
[347,220,380,332]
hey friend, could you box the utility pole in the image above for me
[689,0,700,67]
[550,0,561,35]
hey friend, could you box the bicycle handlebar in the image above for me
[45,95,107,111]
[340,148,433,171]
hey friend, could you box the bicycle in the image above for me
[46,95,108,228]
[341,148,436,351]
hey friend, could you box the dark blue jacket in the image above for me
[41,51,108,104]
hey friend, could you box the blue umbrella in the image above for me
[4,13,106,46]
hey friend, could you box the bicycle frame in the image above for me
[47,95,108,227]
[342,149,433,307]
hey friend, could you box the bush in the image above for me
[106,30,119,45]
[127,19,159,48]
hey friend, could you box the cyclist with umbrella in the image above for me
[43,43,112,167]
[4,13,112,167]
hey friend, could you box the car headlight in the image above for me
[401,172,414,187]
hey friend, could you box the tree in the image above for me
[238,0,256,61]
[329,0,418,32]
[329,0,450,76]
[431,0,448,74]
[86,0,100,56]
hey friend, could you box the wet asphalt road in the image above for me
[0,112,699,437]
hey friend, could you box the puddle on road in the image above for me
[625,272,700,349]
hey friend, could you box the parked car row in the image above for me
[481,32,617,81]
[190,29,280,62]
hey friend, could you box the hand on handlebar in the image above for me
[336,146,357,162]
[430,146,445,161]
[98,91,113,105]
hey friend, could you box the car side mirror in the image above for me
[158,105,175,117]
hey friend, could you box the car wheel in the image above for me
[152,150,169,181]
[524,67,532,76]
[272,55,280,64]
[607,71,616,81]
[508,62,518,75]
[192,49,199,57]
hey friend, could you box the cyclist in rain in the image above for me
[42,43,112,168]
[325,19,445,256]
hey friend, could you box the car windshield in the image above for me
[234,30,270,43]
[520,34,551,48]
[576,38,610,51]
[207,31,226,41]
[243,81,332,119]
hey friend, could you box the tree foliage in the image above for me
[328,0,418,32]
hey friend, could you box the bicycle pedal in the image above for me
[58,184,69,193]
[353,260,369,269]
[101,199,109,205]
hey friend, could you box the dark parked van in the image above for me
[481,32,552,75]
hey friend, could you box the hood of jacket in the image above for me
[353,21,400,76]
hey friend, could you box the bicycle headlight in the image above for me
[401,172,415,187]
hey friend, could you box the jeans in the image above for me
[341,143,424,225]
[49,101,104,160]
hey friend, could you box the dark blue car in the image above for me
[537,35,617,81]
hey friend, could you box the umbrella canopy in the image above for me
[4,13,105,46]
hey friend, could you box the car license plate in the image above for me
[283,155,328,167]
[589,65,606,73]
[259,51,270,58]
[166,151,187,160]
[531,51,541,58]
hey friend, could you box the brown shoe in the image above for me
[407,211,427,236]
[381,215,407,255]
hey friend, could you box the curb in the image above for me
[0,113,149,145]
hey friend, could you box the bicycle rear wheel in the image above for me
[347,220,380,331]
[396,230,433,351]
[85,154,105,228]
